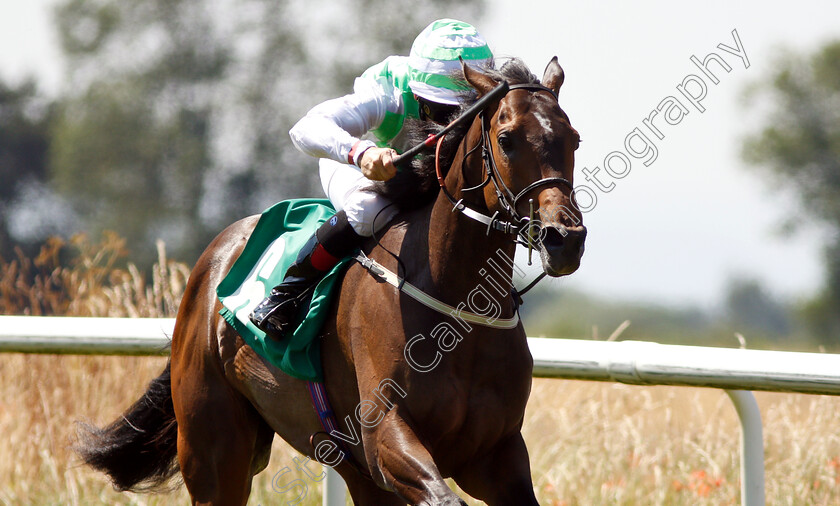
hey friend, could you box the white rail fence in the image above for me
[3,316,840,506]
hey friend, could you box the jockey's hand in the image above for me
[359,147,398,181]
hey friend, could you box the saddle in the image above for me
[217,199,351,382]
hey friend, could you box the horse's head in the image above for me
[462,58,586,277]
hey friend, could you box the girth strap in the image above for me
[306,381,372,479]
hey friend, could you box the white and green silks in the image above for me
[287,19,493,237]
[289,18,493,161]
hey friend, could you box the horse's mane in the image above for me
[370,58,541,210]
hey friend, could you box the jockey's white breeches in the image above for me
[319,159,399,237]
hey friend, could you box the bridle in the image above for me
[390,80,577,294]
[434,82,574,245]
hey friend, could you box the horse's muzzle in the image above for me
[539,224,587,277]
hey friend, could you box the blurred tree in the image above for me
[49,0,486,267]
[723,277,791,338]
[742,40,840,343]
[0,79,56,260]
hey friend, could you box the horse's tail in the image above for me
[74,361,180,491]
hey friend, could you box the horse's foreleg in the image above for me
[451,432,539,506]
[366,409,465,506]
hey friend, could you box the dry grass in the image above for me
[2,238,840,505]
[0,233,189,318]
[520,381,840,505]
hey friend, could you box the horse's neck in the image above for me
[423,144,518,312]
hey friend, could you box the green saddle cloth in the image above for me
[216,199,351,382]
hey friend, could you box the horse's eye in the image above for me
[498,133,514,153]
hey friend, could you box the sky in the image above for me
[482,1,838,308]
[1,0,838,309]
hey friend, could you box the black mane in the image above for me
[370,58,541,210]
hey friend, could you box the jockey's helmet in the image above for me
[408,19,493,106]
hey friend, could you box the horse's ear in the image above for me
[461,57,497,96]
[542,56,565,95]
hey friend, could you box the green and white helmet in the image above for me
[408,19,493,106]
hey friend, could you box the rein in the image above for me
[432,83,573,245]
[390,80,578,299]
[318,80,574,479]
[446,83,572,240]
[435,83,573,298]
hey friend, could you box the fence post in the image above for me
[323,466,347,506]
[725,390,765,506]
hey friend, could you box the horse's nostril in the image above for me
[541,227,566,249]
[539,225,587,253]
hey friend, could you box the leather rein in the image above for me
[433,82,574,246]
[309,83,578,479]
[390,80,575,297]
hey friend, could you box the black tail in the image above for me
[75,361,180,491]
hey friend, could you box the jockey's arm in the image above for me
[289,78,397,180]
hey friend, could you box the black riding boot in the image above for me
[249,210,363,340]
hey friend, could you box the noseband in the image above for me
[435,83,573,242]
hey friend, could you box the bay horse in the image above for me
[76,57,586,505]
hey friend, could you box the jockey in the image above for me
[250,19,494,340]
